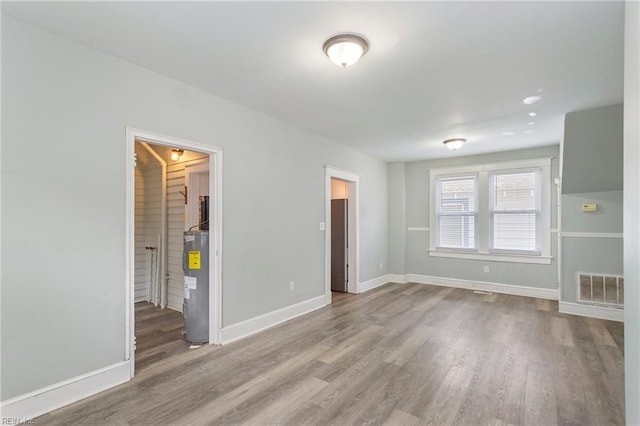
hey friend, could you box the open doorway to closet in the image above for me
[126,128,223,378]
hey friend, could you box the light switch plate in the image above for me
[582,203,597,212]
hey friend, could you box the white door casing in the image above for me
[126,127,223,378]
[324,166,359,303]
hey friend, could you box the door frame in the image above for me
[125,127,223,377]
[324,166,359,304]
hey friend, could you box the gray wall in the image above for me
[623,2,640,423]
[389,145,560,289]
[387,163,406,274]
[562,103,623,194]
[1,16,388,400]
[560,104,624,304]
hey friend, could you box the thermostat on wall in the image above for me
[582,203,597,212]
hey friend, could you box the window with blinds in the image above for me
[428,157,551,264]
[435,175,478,250]
[489,169,541,254]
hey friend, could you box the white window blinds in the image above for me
[435,175,478,250]
[489,169,541,254]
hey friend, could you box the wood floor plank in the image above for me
[384,324,435,367]
[240,377,328,426]
[133,302,195,372]
[383,408,421,426]
[535,298,552,311]
[317,324,383,364]
[410,285,454,312]
[586,317,618,346]
[174,344,328,424]
[492,313,516,344]
[551,316,575,347]
[38,284,625,426]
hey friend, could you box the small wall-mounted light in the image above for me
[443,138,466,150]
[170,149,184,161]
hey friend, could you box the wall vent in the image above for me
[577,272,624,309]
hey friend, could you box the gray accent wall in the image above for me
[560,104,624,304]
[562,103,623,194]
[389,145,560,290]
[1,16,388,400]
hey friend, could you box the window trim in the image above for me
[428,157,552,265]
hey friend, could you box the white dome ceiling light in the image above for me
[323,34,369,68]
[443,138,466,150]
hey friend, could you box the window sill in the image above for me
[428,249,552,265]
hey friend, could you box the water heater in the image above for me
[183,230,209,343]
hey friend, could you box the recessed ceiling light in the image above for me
[528,121,535,125]
[323,34,369,68]
[523,95,542,105]
[524,129,535,134]
[443,138,466,150]
[528,112,537,117]
[502,131,516,136]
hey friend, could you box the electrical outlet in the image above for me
[289,281,295,291]
[483,266,490,273]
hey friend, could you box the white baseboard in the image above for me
[405,274,558,300]
[386,274,407,284]
[0,361,130,421]
[559,301,624,322]
[220,295,326,344]
[357,274,396,293]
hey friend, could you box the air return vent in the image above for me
[577,273,624,308]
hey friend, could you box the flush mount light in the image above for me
[528,112,537,117]
[443,138,466,150]
[170,149,184,161]
[323,34,369,68]
[523,95,542,105]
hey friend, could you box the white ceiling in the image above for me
[2,1,624,161]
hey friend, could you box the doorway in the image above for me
[325,167,359,304]
[331,178,349,293]
[126,128,222,378]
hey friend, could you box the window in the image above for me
[429,158,551,264]
[489,169,541,254]
[435,175,478,250]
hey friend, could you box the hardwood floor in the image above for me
[39,284,624,425]
[134,302,193,371]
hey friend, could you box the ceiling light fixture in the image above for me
[528,112,537,117]
[323,34,369,68]
[443,138,466,150]
[170,149,184,161]
[523,95,542,105]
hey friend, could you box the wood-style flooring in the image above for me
[39,283,624,425]
[134,302,193,371]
